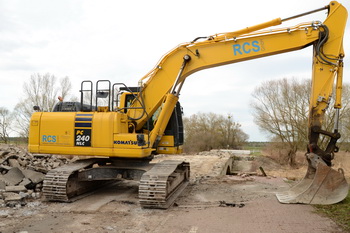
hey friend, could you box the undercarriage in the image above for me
[42,158,190,209]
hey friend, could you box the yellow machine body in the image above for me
[29,111,154,158]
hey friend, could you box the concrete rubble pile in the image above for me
[0,146,70,207]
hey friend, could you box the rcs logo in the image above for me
[42,135,57,143]
[232,40,261,56]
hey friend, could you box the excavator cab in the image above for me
[113,83,185,154]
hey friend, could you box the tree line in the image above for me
[183,113,248,153]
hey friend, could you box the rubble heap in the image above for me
[0,145,70,207]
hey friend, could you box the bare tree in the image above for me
[13,73,73,137]
[0,107,12,143]
[251,78,310,166]
[251,77,350,166]
[59,76,72,99]
[23,73,58,111]
[183,112,248,153]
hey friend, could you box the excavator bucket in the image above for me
[276,153,349,205]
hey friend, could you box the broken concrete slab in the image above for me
[8,158,21,168]
[3,167,24,185]
[5,185,27,192]
[0,176,7,185]
[0,151,10,156]
[0,164,12,171]
[19,178,32,188]
[2,192,22,202]
[0,145,74,207]
[27,166,48,174]
[2,154,18,163]
[21,169,45,184]
[17,159,29,167]
[0,180,5,190]
[52,161,61,168]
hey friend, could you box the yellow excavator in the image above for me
[29,1,348,208]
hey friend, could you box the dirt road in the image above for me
[0,152,347,233]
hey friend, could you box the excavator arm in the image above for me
[129,2,347,164]
[308,2,347,165]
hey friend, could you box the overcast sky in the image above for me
[0,0,349,141]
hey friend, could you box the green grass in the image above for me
[314,191,350,232]
[250,150,262,156]
[242,142,266,156]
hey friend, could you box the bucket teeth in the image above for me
[276,153,349,205]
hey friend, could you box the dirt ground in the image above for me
[0,150,349,233]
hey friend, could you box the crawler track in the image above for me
[139,160,190,209]
[42,159,104,202]
[43,159,190,209]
